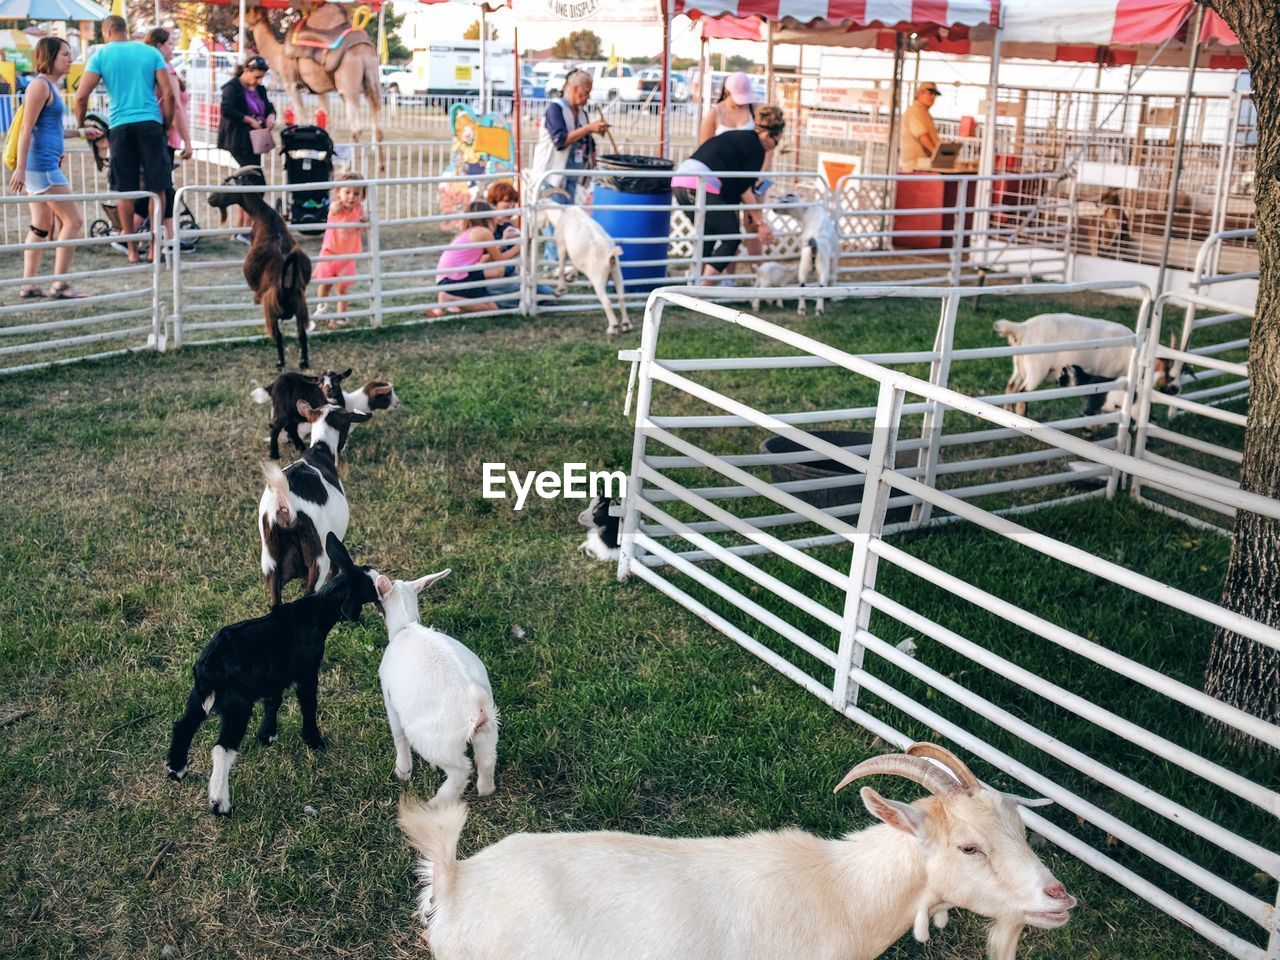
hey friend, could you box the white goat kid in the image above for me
[751,261,799,312]
[539,195,632,335]
[375,570,499,805]
[399,742,1075,960]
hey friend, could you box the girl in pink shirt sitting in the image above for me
[313,173,366,328]
[428,200,521,317]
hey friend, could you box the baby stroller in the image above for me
[83,112,201,252]
[279,124,335,231]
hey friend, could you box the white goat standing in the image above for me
[781,194,840,316]
[540,197,632,335]
[994,313,1140,417]
[399,742,1076,960]
[375,569,499,805]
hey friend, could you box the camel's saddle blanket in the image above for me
[285,11,373,73]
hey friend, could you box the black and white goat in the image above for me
[208,166,313,371]
[259,400,370,608]
[166,533,381,815]
[399,743,1076,960]
[576,496,620,562]
[251,370,399,459]
[251,369,349,460]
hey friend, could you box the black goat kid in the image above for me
[166,533,380,816]
[209,166,314,371]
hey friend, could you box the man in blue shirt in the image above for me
[75,15,173,262]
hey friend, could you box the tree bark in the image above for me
[1200,0,1280,736]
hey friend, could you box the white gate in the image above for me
[617,284,1280,960]
[0,190,164,376]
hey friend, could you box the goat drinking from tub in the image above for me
[399,742,1075,960]
[374,568,500,805]
[259,400,370,607]
[539,192,632,335]
[166,533,380,815]
[209,166,314,371]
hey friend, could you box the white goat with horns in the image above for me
[399,742,1076,960]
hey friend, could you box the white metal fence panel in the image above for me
[170,172,524,349]
[617,284,1280,960]
[0,190,164,376]
[1130,230,1254,531]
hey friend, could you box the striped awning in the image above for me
[680,0,996,28]
[682,0,1239,48]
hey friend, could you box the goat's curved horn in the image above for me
[905,743,982,794]
[833,754,964,798]
[1001,791,1054,809]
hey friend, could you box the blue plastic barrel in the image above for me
[591,154,674,292]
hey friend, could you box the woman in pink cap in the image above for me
[699,72,759,142]
[697,72,772,283]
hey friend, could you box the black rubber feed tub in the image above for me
[597,154,675,194]
[760,430,915,522]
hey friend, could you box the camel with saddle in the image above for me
[246,2,382,167]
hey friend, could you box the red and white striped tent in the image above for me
[685,0,1242,67]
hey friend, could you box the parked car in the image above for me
[520,63,545,100]
[575,62,642,102]
[543,65,575,100]
[177,49,237,99]
[637,67,690,107]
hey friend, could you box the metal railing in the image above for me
[0,189,164,376]
[616,282,1280,960]
[169,172,525,348]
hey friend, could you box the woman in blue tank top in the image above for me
[7,37,101,299]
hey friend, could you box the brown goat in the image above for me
[209,166,314,370]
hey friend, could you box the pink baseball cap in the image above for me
[724,72,759,106]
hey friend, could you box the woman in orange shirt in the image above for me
[313,173,366,327]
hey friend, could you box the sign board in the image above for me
[812,82,888,110]
[804,111,890,144]
[455,64,473,82]
[1077,161,1142,190]
[978,99,1026,118]
[510,0,659,22]
[818,151,862,191]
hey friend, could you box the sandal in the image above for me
[47,281,87,299]
[19,285,46,299]
[326,317,352,329]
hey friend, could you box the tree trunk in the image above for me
[1201,0,1280,736]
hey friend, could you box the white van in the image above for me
[383,41,515,98]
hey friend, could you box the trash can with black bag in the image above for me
[590,154,675,292]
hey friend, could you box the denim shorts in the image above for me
[25,167,69,195]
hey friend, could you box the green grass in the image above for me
[0,292,1263,959]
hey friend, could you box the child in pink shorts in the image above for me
[313,173,366,327]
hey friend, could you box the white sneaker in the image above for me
[233,234,251,246]
[313,302,329,316]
